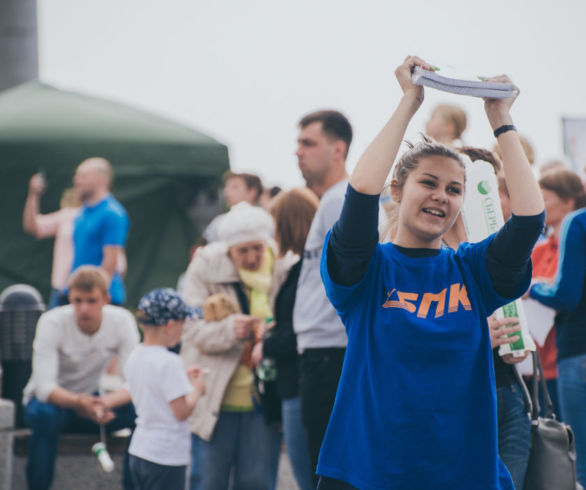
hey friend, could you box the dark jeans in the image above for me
[299,347,345,487]
[129,455,186,490]
[496,383,531,490]
[25,398,136,490]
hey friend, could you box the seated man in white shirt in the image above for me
[22,266,140,490]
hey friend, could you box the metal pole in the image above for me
[0,0,38,92]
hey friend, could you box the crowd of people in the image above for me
[19,56,586,490]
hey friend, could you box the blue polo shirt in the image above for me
[72,194,129,304]
[317,232,524,490]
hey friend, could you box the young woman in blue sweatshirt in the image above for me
[316,56,544,490]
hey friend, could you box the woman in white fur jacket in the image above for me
[181,202,297,490]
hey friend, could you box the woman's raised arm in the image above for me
[350,56,434,195]
[483,78,544,216]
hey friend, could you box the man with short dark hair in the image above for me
[223,171,263,207]
[23,266,139,490]
[296,110,353,198]
[71,157,129,305]
[293,109,353,484]
[203,171,265,243]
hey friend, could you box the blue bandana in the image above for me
[137,288,202,326]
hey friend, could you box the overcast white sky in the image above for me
[38,0,586,188]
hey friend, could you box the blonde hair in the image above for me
[270,187,319,256]
[60,188,81,209]
[492,134,535,165]
[69,266,109,296]
[391,137,465,191]
[380,200,399,243]
[433,104,467,140]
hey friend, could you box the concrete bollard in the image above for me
[0,398,14,490]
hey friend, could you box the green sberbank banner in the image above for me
[0,81,229,308]
[461,158,536,357]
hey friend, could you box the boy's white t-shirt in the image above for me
[124,345,193,466]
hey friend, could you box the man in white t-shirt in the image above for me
[23,266,139,490]
[293,110,353,484]
[125,288,205,490]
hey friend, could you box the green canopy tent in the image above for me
[0,81,229,307]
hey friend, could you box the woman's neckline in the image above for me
[392,244,441,258]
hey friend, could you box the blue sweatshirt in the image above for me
[530,208,586,361]
[317,184,544,490]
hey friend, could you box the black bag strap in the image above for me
[231,282,250,315]
[526,350,555,421]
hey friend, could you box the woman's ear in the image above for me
[562,197,576,214]
[389,180,402,203]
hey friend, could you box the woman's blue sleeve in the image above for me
[530,210,586,311]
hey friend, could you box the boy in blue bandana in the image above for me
[125,288,206,490]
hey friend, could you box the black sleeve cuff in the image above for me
[485,211,545,298]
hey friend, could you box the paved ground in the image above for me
[12,452,298,489]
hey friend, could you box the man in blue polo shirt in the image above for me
[72,157,129,305]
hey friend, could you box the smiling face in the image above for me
[391,155,465,248]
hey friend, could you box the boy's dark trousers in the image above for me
[128,454,186,490]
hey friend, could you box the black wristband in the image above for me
[493,124,517,138]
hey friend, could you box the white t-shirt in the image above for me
[293,179,348,352]
[125,345,193,466]
[22,304,139,404]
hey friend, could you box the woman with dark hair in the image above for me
[529,169,586,487]
[527,168,586,418]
